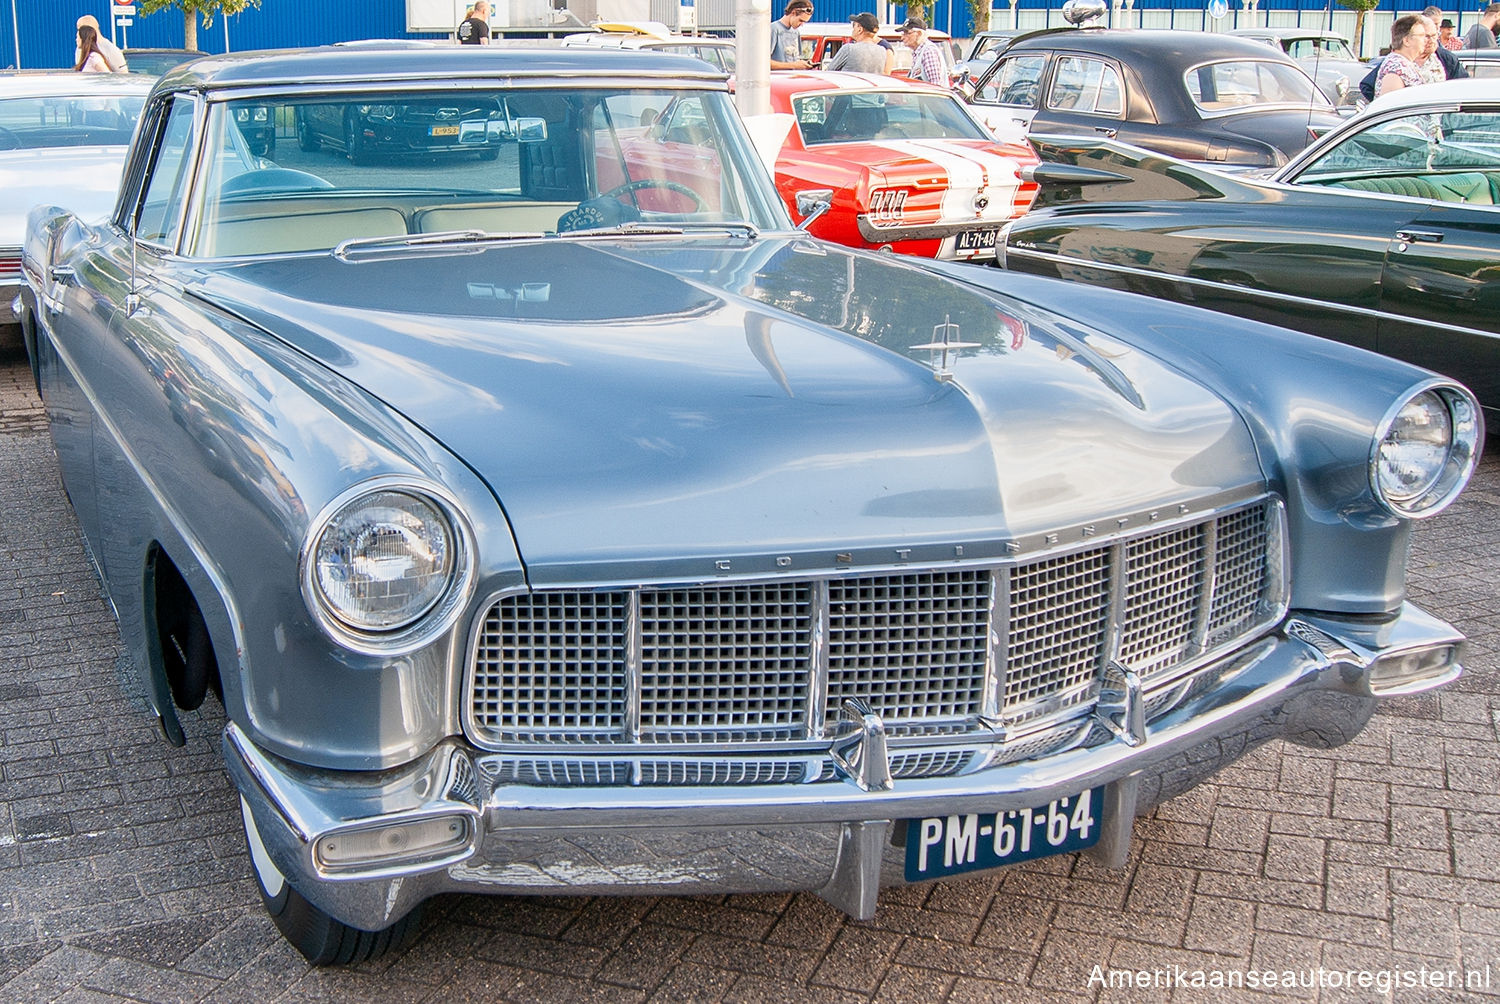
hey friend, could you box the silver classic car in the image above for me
[17,45,1482,964]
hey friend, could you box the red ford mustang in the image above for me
[767,72,1040,262]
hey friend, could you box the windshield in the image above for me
[1294,108,1500,181]
[1183,59,1329,112]
[792,91,991,145]
[186,86,789,257]
[1283,37,1359,62]
[0,94,145,150]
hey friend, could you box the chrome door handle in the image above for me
[1395,229,1443,243]
[49,264,76,280]
[1094,126,1118,138]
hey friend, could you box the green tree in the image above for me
[966,0,990,34]
[138,0,262,52]
[1335,0,1380,56]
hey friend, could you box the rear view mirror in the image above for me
[514,117,547,143]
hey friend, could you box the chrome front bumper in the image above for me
[225,603,1463,933]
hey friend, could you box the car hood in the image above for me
[0,147,127,246]
[194,236,1262,580]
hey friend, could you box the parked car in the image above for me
[1453,48,1500,78]
[122,47,207,76]
[760,71,1039,261]
[561,27,738,73]
[0,72,151,349]
[798,21,957,79]
[962,26,1343,167]
[953,28,1028,84]
[295,95,509,163]
[1228,26,1368,110]
[997,78,1500,424]
[17,43,1480,967]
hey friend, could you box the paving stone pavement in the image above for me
[0,347,1496,1003]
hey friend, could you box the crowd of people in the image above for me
[1365,4,1493,100]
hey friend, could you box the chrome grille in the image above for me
[825,571,990,729]
[1001,549,1110,718]
[638,583,811,739]
[0,250,20,283]
[467,499,1282,749]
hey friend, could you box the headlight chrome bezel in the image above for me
[1369,382,1483,520]
[300,477,477,656]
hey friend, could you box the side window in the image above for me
[134,97,197,246]
[977,54,1047,108]
[1046,57,1123,116]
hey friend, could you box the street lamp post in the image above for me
[10,0,20,69]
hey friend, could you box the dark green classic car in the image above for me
[998,79,1499,424]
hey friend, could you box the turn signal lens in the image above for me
[315,815,471,872]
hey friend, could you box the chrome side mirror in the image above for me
[795,189,833,230]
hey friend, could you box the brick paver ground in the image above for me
[1,348,1496,1002]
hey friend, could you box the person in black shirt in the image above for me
[458,1,491,45]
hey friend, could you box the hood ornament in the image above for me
[911,315,981,383]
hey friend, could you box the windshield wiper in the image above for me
[561,221,760,240]
[334,229,546,259]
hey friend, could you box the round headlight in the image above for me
[1371,385,1482,519]
[302,482,474,652]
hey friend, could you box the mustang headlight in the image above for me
[1371,384,1482,519]
[302,480,475,653]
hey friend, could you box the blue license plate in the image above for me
[904,788,1104,881]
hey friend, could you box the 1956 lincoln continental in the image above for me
[15,44,1483,964]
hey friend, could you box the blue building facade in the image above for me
[0,0,1472,70]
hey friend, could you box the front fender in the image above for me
[923,262,1446,614]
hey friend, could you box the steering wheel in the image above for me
[0,126,21,151]
[600,178,707,212]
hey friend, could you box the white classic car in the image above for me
[0,72,152,346]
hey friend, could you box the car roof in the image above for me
[0,71,156,99]
[1007,28,1299,62]
[1365,77,1500,112]
[1227,27,1347,41]
[152,43,730,91]
[769,70,955,97]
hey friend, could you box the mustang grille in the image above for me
[467,500,1282,748]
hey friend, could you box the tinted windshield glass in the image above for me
[1184,60,1328,111]
[187,86,787,257]
[792,91,990,144]
[0,94,144,150]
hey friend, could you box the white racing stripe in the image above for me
[868,140,1022,223]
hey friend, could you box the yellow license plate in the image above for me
[430,125,460,137]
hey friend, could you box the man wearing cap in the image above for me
[772,1,816,70]
[900,17,945,84]
[1463,2,1500,48]
[828,14,891,73]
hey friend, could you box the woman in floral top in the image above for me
[1377,15,1435,96]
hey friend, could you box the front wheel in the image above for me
[239,797,421,965]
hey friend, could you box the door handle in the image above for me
[49,264,76,281]
[1395,229,1443,244]
[1094,126,1118,138]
